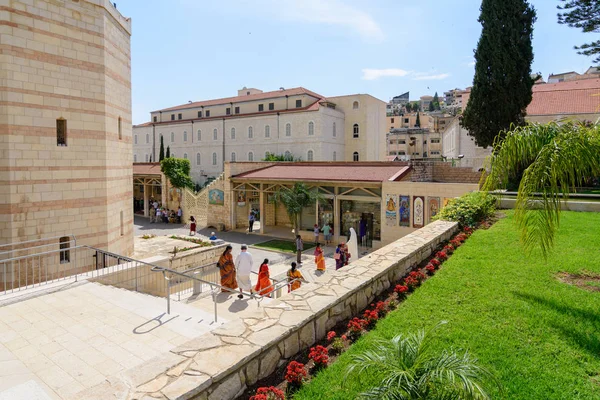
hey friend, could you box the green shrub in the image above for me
[434,191,496,228]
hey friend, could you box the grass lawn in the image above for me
[253,239,316,254]
[295,212,600,400]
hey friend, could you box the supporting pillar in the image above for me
[161,174,167,207]
[333,187,340,245]
[259,184,265,234]
[143,182,150,217]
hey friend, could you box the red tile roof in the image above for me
[154,87,325,113]
[133,163,162,176]
[527,79,600,116]
[232,162,410,183]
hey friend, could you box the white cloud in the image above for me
[256,0,385,41]
[361,69,450,81]
[413,73,451,81]
[362,68,412,80]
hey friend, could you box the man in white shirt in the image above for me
[235,245,253,299]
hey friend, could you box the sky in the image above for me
[116,0,597,124]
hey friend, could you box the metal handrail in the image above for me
[0,234,76,252]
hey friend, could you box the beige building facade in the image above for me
[133,89,387,185]
[0,0,133,255]
[387,128,442,160]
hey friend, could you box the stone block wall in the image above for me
[83,220,459,400]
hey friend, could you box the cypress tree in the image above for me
[433,92,441,110]
[461,0,536,148]
[159,136,165,161]
[428,101,435,112]
[415,112,421,127]
[166,146,171,158]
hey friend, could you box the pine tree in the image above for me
[461,0,536,148]
[415,112,421,127]
[558,0,600,64]
[159,136,165,161]
[433,92,441,110]
[166,146,171,158]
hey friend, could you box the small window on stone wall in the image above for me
[120,211,124,236]
[118,117,122,140]
[57,118,67,146]
[59,236,70,263]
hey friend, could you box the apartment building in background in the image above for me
[387,128,442,160]
[1,0,133,254]
[133,88,386,185]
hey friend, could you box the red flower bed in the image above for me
[308,345,329,368]
[347,317,367,340]
[443,244,454,254]
[363,309,379,328]
[250,386,285,400]
[284,361,307,387]
[425,264,436,276]
[326,331,336,341]
[435,251,448,261]
[430,258,441,268]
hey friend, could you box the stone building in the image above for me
[0,0,133,255]
[132,88,387,185]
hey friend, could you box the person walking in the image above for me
[322,223,331,245]
[314,243,326,272]
[235,244,253,299]
[254,258,273,296]
[177,207,183,223]
[313,224,320,243]
[155,207,162,224]
[189,216,196,236]
[248,211,255,233]
[287,262,305,292]
[217,245,238,294]
[335,243,344,270]
[295,235,303,265]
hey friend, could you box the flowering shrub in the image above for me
[463,226,473,235]
[331,337,345,355]
[443,244,454,254]
[250,386,285,400]
[435,251,448,261]
[308,345,329,368]
[388,292,399,308]
[285,361,307,387]
[347,317,367,340]
[430,258,441,268]
[341,334,348,341]
[450,238,462,248]
[363,309,379,328]
[410,270,427,284]
[425,264,436,276]
[404,275,419,291]
[375,300,391,318]
[327,331,337,342]
[455,233,468,243]
[432,191,496,228]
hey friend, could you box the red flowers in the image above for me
[435,251,448,261]
[250,386,285,400]
[443,244,454,254]
[347,317,367,340]
[327,331,337,341]
[450,238,462,248]
[395,284,409,294]
[375,300,391,317]
[425,264,436,275]
[430,258,441,268]
[463,226,473,235]
[363,309,379,328]
[308,345,329,368]
[285,361,307,386]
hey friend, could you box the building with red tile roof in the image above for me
[527,78,600,123]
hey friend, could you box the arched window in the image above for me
[265,125,270,138]
[284,150,291,159]
[248,151,254,162]
[183,131,188,142]
[231,152,236,162]
[183,153,188,159]
[308,121,314,136]
[353,152,359,162]
[333,122,336,137]
[197,129,201,141]
[196,153,201,165]
[231,127,236,139]
[353,101,359,109]
[307,150,314,161]
[170,132,175,142]
[285,123,291,137]
[212,152,217,165]
[333,151,336,161]
[134,154,137,162]
[145,154,149,162]
[248,126,253,139]
[134,135,138,144]
[353,124,359,138]
[213,128,218,140]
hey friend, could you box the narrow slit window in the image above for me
[57,118,67,146]
[59,236,70,263]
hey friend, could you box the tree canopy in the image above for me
[262,152,299,162]
[273,183,323,236]
[557,0,600,64]
[160,157,194,190]
[461,0,537,148]
[159,136,165,161]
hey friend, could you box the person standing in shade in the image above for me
[155,207,162,224]
[235,244,253,299]
[335,244,344,270]
[248,211,255,233]
[295,235,303,265]
[322,223,331,245]
[287,262,305,292]
[314,243,326,271]
[217,245,238,293]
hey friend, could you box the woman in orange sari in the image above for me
[314,243,326,271]
[217,245,238,293]
[254,258,273,297]
[287,262,305,292]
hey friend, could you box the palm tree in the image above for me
[273,182,323,236]
[483,121,600,257]
[344,322,499,399]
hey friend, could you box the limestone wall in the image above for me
[84,220,459,400]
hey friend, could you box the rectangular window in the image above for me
[56,118,67,146]
[235,106,240,114]
[205,110,210,117]
[178,113,182,120]
[258,104,264,112]
[153,116,157,122]
[118,117,122,140]
[269,103,274,110]
[431,138,440,143]
[171,114,175,120]
[59,237,70,263]
[120,211,124,236]
[404,118,409,123]
[399,140,406,144]
[391,118,395,123]
[295,99,302,108]
[226,108,231,115]
[198,111,202,118]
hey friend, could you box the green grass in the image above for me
[253,239,316,254]
[295,212,600,400]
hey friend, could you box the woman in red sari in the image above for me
[217,245,238,293]
[254,258,273,297]
[314,243,326,271]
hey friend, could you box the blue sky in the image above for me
[117,0,596,124]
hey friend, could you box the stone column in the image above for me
[259,184,265,234]
[161,174,167,207]
[143,181,149,217]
